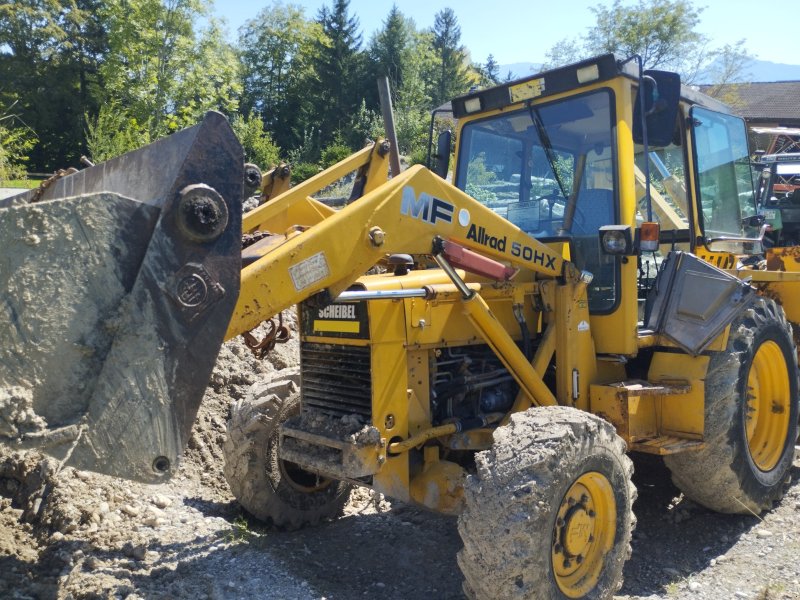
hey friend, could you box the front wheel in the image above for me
[222,368,352,529]
[457,406,635,599]
[664,297,799,514]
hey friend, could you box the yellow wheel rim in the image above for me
[746,340,791,472]
[552,472,617,598]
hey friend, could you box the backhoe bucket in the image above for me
[0,112,243,482]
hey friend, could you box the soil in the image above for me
[2,319,800,599]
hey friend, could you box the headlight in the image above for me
[599,225,634,255]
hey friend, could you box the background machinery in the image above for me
[2,54,800,599]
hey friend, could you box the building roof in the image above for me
[699,81,800,123]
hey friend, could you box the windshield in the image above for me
[455,89,618,312]
[690,106,759,248]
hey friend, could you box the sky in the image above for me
[211,0,799,68]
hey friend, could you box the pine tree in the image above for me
[369,5,411,95]
[484,54,500,85]
[430,8,471,106]
[311,0,365,146]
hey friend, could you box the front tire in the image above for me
[664,297,799,514]
[222,368,352,529]
[457,406,635,600]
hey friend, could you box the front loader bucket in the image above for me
[0,111,243,482]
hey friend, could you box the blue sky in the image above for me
[211,0,798,67]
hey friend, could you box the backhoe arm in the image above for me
[228,164,569,338]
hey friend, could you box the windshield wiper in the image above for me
[527,102,568,200]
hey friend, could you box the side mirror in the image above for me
[633,70,681,147]
[434,130,452,179]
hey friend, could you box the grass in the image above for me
[226,514,254,543]
[757,583,786,599]
[665,580,681,596]
[0,179,39,189]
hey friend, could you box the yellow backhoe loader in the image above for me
[2,54,799,599]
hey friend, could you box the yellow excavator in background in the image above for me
[3,54,800,598]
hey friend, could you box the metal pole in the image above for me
[377,76,402,178]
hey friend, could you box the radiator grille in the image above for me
[301,342,372,419]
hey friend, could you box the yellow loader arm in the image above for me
[228,164,569,338]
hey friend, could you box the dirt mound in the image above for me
[0,314,311,599]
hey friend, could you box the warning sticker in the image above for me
[289,252,330,291]
[509,78,545,102]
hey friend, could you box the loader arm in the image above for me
[227,164,570,339]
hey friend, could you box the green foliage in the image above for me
[320,134,353,168]
[465,151,502,204]
[478,54,500,87]
[395,106,430,164]
[290,162,321,184]
[430,8,473,106]
[466,154,497,186]
[466,183,497,204]
[587,0,706,76]
[231,113,281,169]
[99,0,240,138]
[703,40,753,99]
[238,2,322,151]
[311,0,365,145]
[2,1,570,174]
[0,106,37,181]
[226,514,253,543]
[369,5,413,94]
[542,0,752,85]
[542,38,585,70]
[85,103,150,163]
[0,0,107,170]
[343,99,383,150]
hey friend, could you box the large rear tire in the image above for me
[222,368,352,529]
[457,406,635,600]
[664,297,799,514]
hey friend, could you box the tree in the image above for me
[0,0,108,170]
[542,38,585,70]
[587,0,706,75]
[703,40,753,102]
[430,8,471,106]
[84,102,150,163]
[543,0,752,85]
[0,102,37,180]
[483,54,500,86]
[230,113,281,169]
[99,0,240,138]
[369,5,412,94]
[238,1,322,151]
[311,0,365,146]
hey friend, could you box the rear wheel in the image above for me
[664,297,799,514]
[222,368,351,529]
[457,406,635,599]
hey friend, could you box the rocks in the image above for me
[755,529,773,538]
[152,494,172,509]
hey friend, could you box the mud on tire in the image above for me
[457,406,635,600]
[222,367,351,529]
[664,297,799,514]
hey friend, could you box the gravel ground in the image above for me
[2,325,800,599]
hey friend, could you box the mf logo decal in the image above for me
[400,187,454,225]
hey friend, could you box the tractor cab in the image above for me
[447,54,764,354]
[754,152,800,246]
